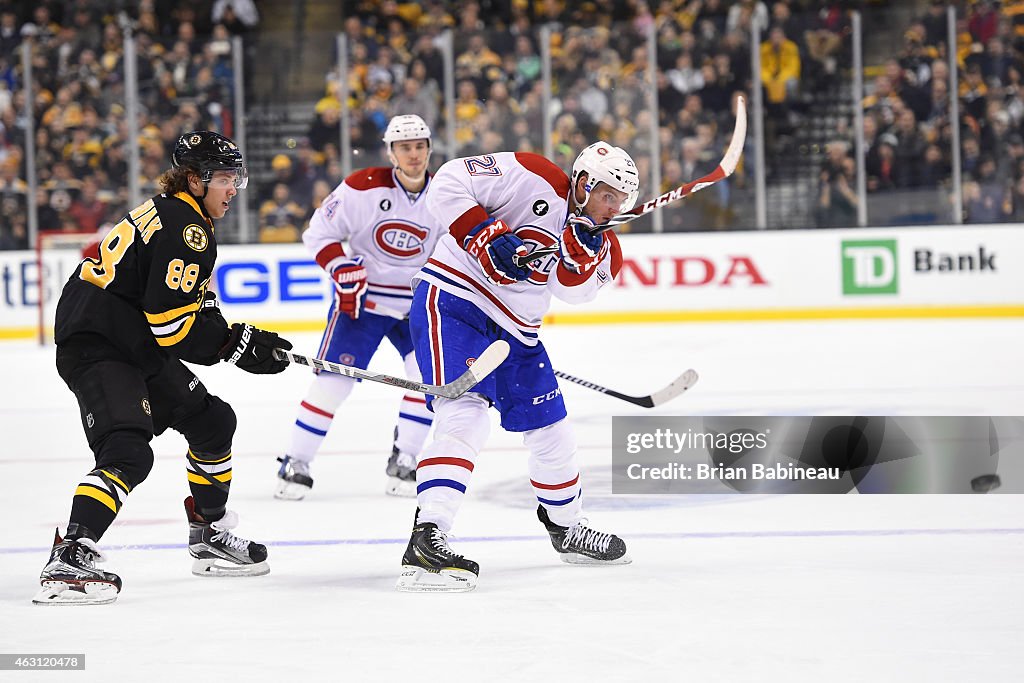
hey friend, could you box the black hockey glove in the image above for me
[200,290,228,328]
[219,323,292,374]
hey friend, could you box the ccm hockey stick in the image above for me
[515,95,747,267]
[272,339,509,399]
[554,368,699,408]
[363,301,695,407]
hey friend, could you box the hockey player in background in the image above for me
[275,115,444,501]
[397,142,639,592]
[34,131,293,605]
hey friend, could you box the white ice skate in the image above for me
[385,448,417,498]
[275,456,313,500]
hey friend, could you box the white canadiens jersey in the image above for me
[419,152,622,345]
[304,167,445,314]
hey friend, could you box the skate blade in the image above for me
[192,558,270,577]
[33,580,119,605]
[559,552,632,566]
[274,479,310,501]
[396,565,477,593]
[385,476,417,498]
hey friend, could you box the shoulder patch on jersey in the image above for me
[532,199,549,216]
[345,167,396,191]
[183,224,208,252]
[514,152,571,198]
[322,198,340,219]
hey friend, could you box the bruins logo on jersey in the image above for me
[183,224,208,252]
[189,134,203,147]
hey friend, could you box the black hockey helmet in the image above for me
[172,130,248,188]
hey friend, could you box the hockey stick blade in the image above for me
[516,96,747,266]
[273,340,510,399]
[555,368,699,408]
[350,300,697,406]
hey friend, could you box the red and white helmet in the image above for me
[383,114,432,150]
[571,141,640,212]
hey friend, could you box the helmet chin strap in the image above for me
[189,172,210,200]
[395,165,425,182]
[573,174,593,214]
[187,178,213,220]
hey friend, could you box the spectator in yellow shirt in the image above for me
[259,183,304,243]
[760,25,801,104]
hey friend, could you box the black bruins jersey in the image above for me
[55,191,231,373]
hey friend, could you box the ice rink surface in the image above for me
[1,319,1022,682]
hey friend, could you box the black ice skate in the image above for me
[275,455,313,500]
[33,528,121,605]
[397,519,478,592]
[537,505,631,565]
[185,497,269,577]
[385,442,417,498]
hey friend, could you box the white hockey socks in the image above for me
[525,418,583,527]
[287,372,355,463]
[415,393,490,533]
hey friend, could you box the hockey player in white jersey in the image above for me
[277,115,443,500]
[397,142,639,592]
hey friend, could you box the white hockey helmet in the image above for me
[382,114,432,149]
[571,142,640,213]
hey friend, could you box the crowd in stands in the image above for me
[0,0,256,250]
[310,0,800,233]
[5,1,1024,250]
[820,0,1024,226]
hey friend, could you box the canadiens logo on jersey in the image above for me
[183,224,208,252]
[373,220,429,258]
[513,224,559,284]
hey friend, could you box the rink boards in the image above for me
[2,224,1023,339]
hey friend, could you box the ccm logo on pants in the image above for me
[532,388,562,405]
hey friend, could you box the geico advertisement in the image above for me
[214,246,329,321]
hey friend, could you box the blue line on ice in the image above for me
[3,527,1022,554]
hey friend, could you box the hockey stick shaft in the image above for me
[272,339,509,399]
[555,368,699,408]
[515,95,747,266]
[365,301,698,408]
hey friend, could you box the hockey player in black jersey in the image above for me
[34,131,293,605]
